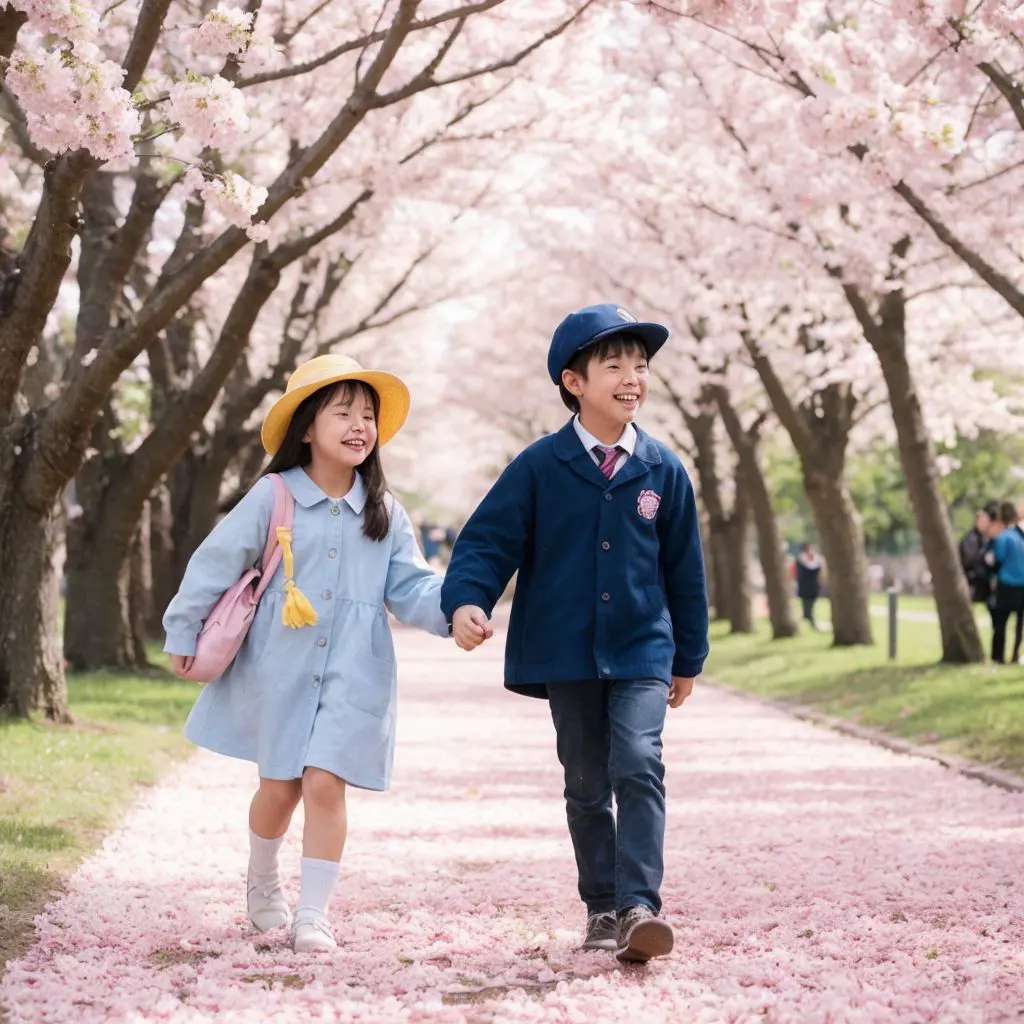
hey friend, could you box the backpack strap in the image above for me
[254,474,293,601]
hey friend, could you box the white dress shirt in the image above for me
[572,417,637,479]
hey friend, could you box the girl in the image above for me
[163,354,451,953]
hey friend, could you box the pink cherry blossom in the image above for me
[168,75,250,150]
[5,37,140,161]
[5,0,99,39]
[2,626,1022,1022]
[185,7,253,60]
[181,168,267,231]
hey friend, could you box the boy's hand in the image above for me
[170,654,194,679]
[668,676,694,708]
[452,606,493,651]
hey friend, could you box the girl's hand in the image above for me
[452,606,493,651]
[170,654,195,678]
[668,676,694,708]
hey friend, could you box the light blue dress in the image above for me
[162,466,449,790]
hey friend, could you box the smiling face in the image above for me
[303,380,378,470]
[560,335,650,435]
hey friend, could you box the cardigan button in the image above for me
[601,592,610,602]
[601,541,610,551]
[604,493,613,502]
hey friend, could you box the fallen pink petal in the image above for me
[3,631,1023,1022]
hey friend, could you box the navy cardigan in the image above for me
[441,420,709,696]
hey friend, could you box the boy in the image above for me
[441,303,709,963]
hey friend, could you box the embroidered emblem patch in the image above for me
[616,307,638,323]
[637,489,661,520]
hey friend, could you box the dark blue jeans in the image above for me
[547,678,667,915]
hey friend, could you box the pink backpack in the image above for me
[177,474,293,684]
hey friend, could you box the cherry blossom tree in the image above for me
[0,0,598,717]
[604,2,1024,661]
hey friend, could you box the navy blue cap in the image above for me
[547,303,669,385]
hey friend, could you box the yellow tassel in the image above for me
[276,526,318,629]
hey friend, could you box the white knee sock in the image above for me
[249,829,283,881]
[297,857,340,918]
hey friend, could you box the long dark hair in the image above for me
[262,380,391,541]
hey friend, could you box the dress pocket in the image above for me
[345,655,395,718]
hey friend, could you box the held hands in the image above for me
[170,654,195,679]
[452,605,494,651]
[668,676,694,708]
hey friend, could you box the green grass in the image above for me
[867,592,937,614]
[706,610,1024,775]
[0,655,196,972]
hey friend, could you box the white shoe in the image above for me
[292,912,337,953]
[247,873,291,932]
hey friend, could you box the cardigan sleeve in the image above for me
[440,453,535,621]
[658,459,710,677]
[162,477,274,657]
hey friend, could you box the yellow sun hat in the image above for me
[261,354,411,456]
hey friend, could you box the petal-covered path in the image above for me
[3,627,1024,1023]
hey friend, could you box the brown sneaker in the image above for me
[615,905,674,963]
[581,911,618,951]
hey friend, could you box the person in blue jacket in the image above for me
[441,303,709,963]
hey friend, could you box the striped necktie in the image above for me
[594,445,622,480]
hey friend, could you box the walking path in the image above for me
[3,628,1023,1022]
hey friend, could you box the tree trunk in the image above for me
[148,482,176,638]
[804,471,874,646]
[698,503,718,615]
[743,331,873,646]
[682,400,733,622]
[745,460,797,639]
[64,449,151,671]
[709,531,733,622]
[839,251,982,663]
[0,435,69,718]
[714,387,797,640]
[725,472,753,634]
[871,322,983,663]
[129,501,152,657]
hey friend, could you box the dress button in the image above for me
[312,675,321,687]
[602,592,610,602]
[322,590,332,600]
[330,505,340,516]
[601,541,610,551]
[604,493,613,502]
[317,637,327,648]
[328,548,337,559]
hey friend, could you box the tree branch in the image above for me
[0,150,97,439]
[369,0,596,108]
[238,0,506,88]
[0,86,48,165]
[121,0,174,93]
[0,8,26,76]
[977,61,1024,132]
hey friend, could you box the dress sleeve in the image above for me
[384,499,448,637]
[161,478,274,656]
